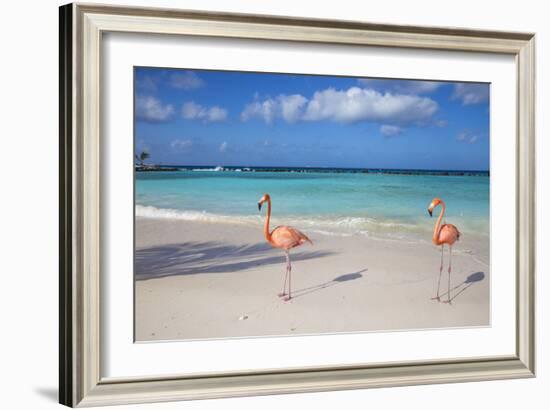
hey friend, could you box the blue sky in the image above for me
[135,67,490,170]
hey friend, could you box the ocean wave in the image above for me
[191,166,225,172]
[135,205,442,241]
[136,205,256,225]
[291,216,421,233]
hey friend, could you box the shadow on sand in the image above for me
[135,241,334,281]
[290,269,367,299]
[439,271,486,302]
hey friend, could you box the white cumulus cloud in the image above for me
[182,101,228,122]
[219,141,228,152]
[452,83,489,105]
[170,71,204,89]
[303,87,438,123]
[358,79,441,94]
[456,130,481,144]
[241,94,307,124]
[241,87,438,125]
[136,96,174,122]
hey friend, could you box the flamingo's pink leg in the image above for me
[288,259,292,300]
[278,262,289,297]
[431,245,444,301]
[443,246,453,304]
[279,251,290,298]
[284,251,292,302]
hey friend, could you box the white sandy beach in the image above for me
[135,217,490,341]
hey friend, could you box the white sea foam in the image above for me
[191,166,225,172]
[136,205,255,225]
[308,229,354,237]
[136,205,489,250]
[135,204,436,242]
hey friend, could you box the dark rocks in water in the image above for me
[135,165,489,177]
[135,165,179,172]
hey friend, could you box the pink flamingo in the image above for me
[428,197,461,304]
[258,193,313,301]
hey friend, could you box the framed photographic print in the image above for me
[59,3,535,407]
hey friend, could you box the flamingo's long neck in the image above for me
[432,202,446,245]
[264,199,272,243]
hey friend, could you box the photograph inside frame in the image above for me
[133,67,490,341]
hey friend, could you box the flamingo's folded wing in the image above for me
[271,225,313,249]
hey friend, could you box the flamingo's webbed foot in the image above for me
[431,296,441,302]
[442,299,452,305]
[278,292,286,298]
[283,296,292,302]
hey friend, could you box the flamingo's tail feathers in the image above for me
[452,225,461,241]
[301,233,313,245]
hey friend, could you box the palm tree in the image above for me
[135,150,150,167]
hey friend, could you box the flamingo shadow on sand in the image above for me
[289,269,367,300]
[438,271,485,303]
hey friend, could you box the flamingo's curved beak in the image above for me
[258,202,262,211]
[428,209,433,217]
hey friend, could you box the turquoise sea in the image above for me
[135,167,490,241]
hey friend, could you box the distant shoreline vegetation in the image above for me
[135,164,489,177]
[135,164,180,172]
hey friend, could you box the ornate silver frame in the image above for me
[59,3,535,407]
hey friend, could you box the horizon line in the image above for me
[146,164,490,172]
